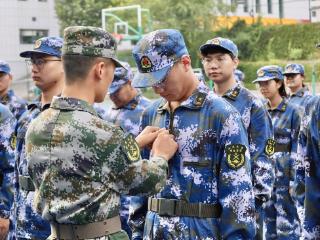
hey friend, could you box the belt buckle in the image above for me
[158,199,176,216]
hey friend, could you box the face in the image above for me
[284,73,304,90]
[0,72,12,95]
[257,79,281,100]
[28,53,64,91]
[202,52,238,84]
[109,82,132,108]
[95,60,116,103]
[152,61,189,102]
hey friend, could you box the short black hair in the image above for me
[62,55,111,84]
[201,46,235,59]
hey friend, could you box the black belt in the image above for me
[148,197,222,218]
[19,175,35,191]
[274,143,291,153]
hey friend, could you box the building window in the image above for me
[312,11,317,17]
[268,0,272,14]
[256,0,261,13]
[279,0,284,18]
[244,0,249,12]
[20,29,48,44]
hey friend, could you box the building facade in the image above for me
[0,0,59,97]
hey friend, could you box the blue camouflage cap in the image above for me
[108,62,134,95]
[20,37,63,58]
[283,63,305,75]
[132,29,189,88]
[200,37,238,57]
[253,65,283,83]
[234,69,245,82]
[0,60,10,74]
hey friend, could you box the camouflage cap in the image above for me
[234,69,245,82]
[253,65,283,83]
[20,37,63,58]
[108,62,134,95]
[0,60,10,74]
[283,63,305,75]
[200,37,238,57]
[132,29,189,88]
[62,26,123,67]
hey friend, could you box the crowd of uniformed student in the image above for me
[0,25,319,240]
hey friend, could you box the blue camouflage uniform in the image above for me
[283,63,312,117]
[0,61,27,121]
[12,98,51,239]
[253,66,301,239]
[106,63,151,238]
[200,38,274,239]
[294,95,319,234]
[106,62,151,136]
[265,100,301,239]
[12,36,63,239]
[0,89,27,121]
[0,103,15,220]
[297,95,320,239]
[130,29,255,240]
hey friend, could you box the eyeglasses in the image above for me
[25,58,61,68]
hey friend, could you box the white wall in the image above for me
[0,0,60,81]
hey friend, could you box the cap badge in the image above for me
[34,40,42,49]
[257,69,265,77]
[140,56,152,71]
[211,38,220,45]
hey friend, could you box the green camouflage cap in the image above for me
[62,26,123,67]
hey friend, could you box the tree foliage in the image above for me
[55,0,227,65]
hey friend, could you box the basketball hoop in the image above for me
[112,33,124,44]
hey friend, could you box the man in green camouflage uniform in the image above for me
[25,26,178,240]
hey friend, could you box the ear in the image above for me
[181,55,191,71]
[233,57,239,69]
[276,80,282,89]
[94,61,105,82]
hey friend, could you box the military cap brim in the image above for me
[200,44,235,57]
[252,76,281,83]
[132,65,171,88]
[20,50,60,58]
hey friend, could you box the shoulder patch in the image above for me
[121,134,140,162]
[265,139,275,156]
[226,144,246,169]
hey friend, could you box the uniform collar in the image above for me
[50,96,98,116]
[292,87,309,97]
[112,93,141,110]
[267,98,287,112]
[0,89,14,104]
[157,81,209,113]
[222,84,241,101]
[27,95,51,112]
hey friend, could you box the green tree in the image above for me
[55,0,132,32]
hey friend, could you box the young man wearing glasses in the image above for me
[0,60,27,121]
[129,29,255,239]
[200,37,274,240]
[10,37,64,239]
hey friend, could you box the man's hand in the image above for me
[0,218,9,240]
[152,131,178,161]
[135,126,163,148]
